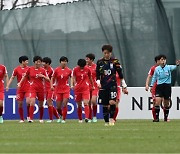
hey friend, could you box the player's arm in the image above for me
[50,76,55,91]
[96,60,101,88]
[38,72,50,81]
[145,74,152,91]
[6,76,15,91]
[114,59,128,94]
[150,70,157,92]
[71,76,76,90]
[4,73,9,91]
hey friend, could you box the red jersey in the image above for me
[72,66,92,92]
[116,73,121,87]
[44,66,54,91]
[0,65,7,92]
[25,66,48,92]
[148,65,158,88]
[53,67,71,93]
[86,63,97,90]
[12,65,30,92]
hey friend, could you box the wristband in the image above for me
[121,79,127,88]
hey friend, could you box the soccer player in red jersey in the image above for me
[85,53,98,123]
[42,57,60,123]
[71,59,94,123]
[18,56,50,123]
[0,64,9,124]
[145,55,160,121]
[51,56,72,123]
[6,56,30,123]
[113,73,128,121]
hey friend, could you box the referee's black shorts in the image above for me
[98,86,117,105]
[155,83,171,100]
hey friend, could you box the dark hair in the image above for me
[157,54,167,60]
[42,57,52,65]
[154,55,159,62]
[86,53,95,61]
[59,56,68,63]
[102,44,113,52]
[19,56,28,63]
[77,59,86,68]
[33,56,42,63]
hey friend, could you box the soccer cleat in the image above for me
[109,118,115,126]
[39,120,44,123]
[92,117,97,123]
[85,118,89,123]
[104,122,109,126]
[19,120,25,123]
[28,119,33,123]
[61,120,66,124]
[153,119,159,122]
[88,119,92,123]
[0,116,3,124]
[164,118,170,122]
[78,120,83,123]
[46,120,53,123]
[57,118,62,123]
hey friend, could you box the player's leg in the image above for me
[16,92,25,122]
[88,91,92,122]
[113,86,121,121]
[37,92,45,123]
[29,96,36,122]
[91,89,98,122]
[98,89,109,125]
[75,92,83,123]
[46,91,53,122]
[0,93,4,123]
[25,95,31,121]
[163,84,171,122]
[82,91,90,123]
[151,86,156,120]
[61,92,69,123]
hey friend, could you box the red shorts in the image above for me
[16,90,30,101]
[45,90,54,100]
[0,92,4,100]
[74,91,90,102]
[90,88,98,97]
[55,92,70,102]
[116,86,121,101]
[29,92,44,102]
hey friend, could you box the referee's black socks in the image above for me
[103,106,109,122]
[155,105,160,120]
[164,107,169,121]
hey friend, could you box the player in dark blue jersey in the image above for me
[96,44,128,126]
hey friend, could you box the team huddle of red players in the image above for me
[0,54,122,124]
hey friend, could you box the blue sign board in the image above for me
[3,89,103,120]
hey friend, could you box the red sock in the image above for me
[77,107,82,120]
[89,105,92,119]
[113,107,119,121]
[18,107,24,121]
[84,105,89,119]
[152,106,156,120]
[93,105,97,117]
[39,107,44,120]
[53,107,60,119]
[29,106,34,120]
[0,106,3,116]
[62,106,68,120]
[48,106,53,120]
[27,105,30,117]
[57,108,62,116]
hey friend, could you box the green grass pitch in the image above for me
[1,119,180,153]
